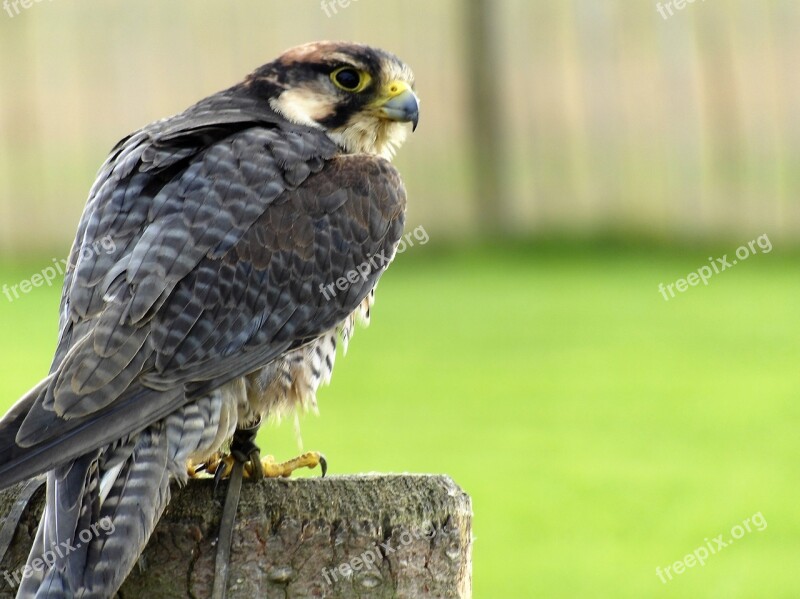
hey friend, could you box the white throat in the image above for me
[326,119,409,160]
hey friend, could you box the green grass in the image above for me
[1,243,798,598]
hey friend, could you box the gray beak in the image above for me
[379,88,420,132]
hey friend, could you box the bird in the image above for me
[0,41,419,598]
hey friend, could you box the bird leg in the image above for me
[195,423,327,483]
[220,423,263,484]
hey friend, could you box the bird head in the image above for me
[248,41,419,159]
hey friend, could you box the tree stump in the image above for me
[0,474,472,598]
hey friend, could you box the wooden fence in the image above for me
[0,0,797,254]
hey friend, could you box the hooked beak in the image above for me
[376,81,420,131]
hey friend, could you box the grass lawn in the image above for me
[0,242,798,598]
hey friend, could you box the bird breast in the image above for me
[242,290,375,426]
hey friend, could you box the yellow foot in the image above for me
[203,453,236,479]
[202,451,327,480]
[186,460,205,479]
[246,452,327,478]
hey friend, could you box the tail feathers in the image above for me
[85,424,172,593]
[15,424,172,598]
[16,454,100,599]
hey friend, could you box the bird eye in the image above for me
[331,67,370,93]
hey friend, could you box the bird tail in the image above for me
[15,423,173,599]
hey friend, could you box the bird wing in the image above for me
[0,97,406,489]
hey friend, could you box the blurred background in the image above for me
[0,1,798,598]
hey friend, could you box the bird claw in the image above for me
[186,460,207,478]
[199,450,327,485]
[189,423,326,486]
[211,455,236,490]
[245,451,327,479]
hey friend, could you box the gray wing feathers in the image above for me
[0,97,405,492]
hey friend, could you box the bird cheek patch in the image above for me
[269,88,335,129]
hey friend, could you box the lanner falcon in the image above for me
[0,41,419,597]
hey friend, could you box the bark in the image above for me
[0,474,472,598]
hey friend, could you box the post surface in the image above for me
[0,474,472,598]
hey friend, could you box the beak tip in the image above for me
[379,88,420,132]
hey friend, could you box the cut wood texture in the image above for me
[0,474,472,598]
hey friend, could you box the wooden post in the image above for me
[0,475,472,598]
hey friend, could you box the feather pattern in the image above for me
[0,41,413,597]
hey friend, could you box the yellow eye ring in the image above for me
[330,67,372,93]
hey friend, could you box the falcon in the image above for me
[0,41,419,598]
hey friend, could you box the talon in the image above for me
[247,448,264,480]
[186,458,216,478]
[208,454,236,490]
[255,451,326,478]
[213,465,225,491]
